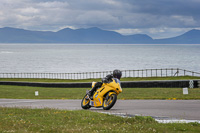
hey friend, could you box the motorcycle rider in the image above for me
[88,69,122,99]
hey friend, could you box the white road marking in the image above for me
[100,112,200,124]
[155,119,200,124]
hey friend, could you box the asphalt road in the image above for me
[0,99,200,120]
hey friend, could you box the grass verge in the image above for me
[0,107,199,133]
[0,85,200,99]
[0,76,200,83]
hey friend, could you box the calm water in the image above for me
[0,44,199,73]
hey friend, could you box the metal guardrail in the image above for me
[198,81,200,88]
[0,68,200,79]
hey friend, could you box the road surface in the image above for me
[0,99,200,121]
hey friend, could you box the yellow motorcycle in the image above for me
[81,78,122,110]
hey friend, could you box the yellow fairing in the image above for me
[92,79,122,107]
[82,96,90,106]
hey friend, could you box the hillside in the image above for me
[0,27,200,44]
[0,27,153,44]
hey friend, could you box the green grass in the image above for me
[0,85,200,100]
[0,76,200,83]
[0,107,199,133]
[0,85,87,99]
[119,88,200,100]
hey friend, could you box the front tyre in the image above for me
[103,93,117,110]
[81,94,91,109]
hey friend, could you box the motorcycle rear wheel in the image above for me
[103,93,117,110]
[81,94,91,109]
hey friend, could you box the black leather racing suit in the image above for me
[88,74,113,98]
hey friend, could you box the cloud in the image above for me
[38,1,69,8]
[75,11,119,28]
[0,0,200,38]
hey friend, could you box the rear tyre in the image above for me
[81,94,91,109]
[103,93,117,110]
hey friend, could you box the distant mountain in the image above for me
[54,27,153,43]
[0,27,56,43]
[0,27,153,44]
[155,29,200,44]
[0,27,200,44]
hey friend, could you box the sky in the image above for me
[0,0,200,39]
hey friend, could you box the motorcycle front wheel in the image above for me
[103,93,117,110]
[81,94,91,109]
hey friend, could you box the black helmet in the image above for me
[113,69,122,80]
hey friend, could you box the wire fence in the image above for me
[0,68,200,80]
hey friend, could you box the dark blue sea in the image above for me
[0,44,199,73]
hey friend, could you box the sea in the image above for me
[0,43,199,73]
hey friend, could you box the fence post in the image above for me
[142,70,143,77]
[146,69,147,77]
[156,69,157,77]
[177,68,179,76]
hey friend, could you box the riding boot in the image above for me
[87,86,97,100]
